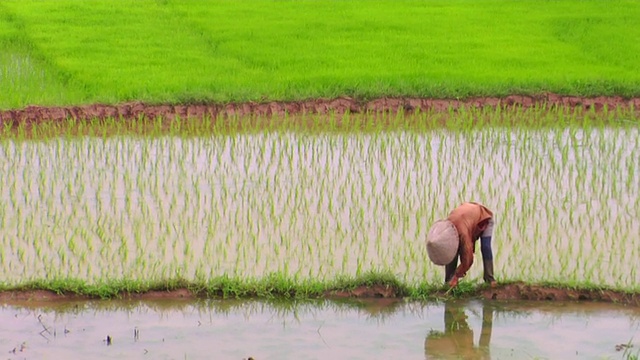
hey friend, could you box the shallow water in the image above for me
[1,126,639,287]
[1,298,639,360]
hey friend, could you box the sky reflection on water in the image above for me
[1,298,639,360]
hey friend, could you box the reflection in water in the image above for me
[0,298,639,359]
[425,301,493,359]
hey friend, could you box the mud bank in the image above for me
[1,282,639,306]
[328,283,640,306]
[1,94,639,126]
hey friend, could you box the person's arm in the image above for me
[449,233,474,287]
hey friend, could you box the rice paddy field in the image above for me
[2,1,640,358]
[0,1,638,295]
[0,108,639,296]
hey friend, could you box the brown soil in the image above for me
[0,288,196,305]
[326,283,640,306]
[479,283,640,305]
[1,94,639,126]
[2,283,639,306]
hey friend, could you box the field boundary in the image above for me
[1,94,639,125]
[1,282,639,306]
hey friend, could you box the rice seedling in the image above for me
[0,107,638,294]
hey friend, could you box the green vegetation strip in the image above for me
[1,272,635,302]
[1,0,640,109]
[2,104,637,140]
[0,271,399,300]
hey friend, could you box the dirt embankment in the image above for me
[328,283,640,306]
[1,94,639,125]
[1,283,639,306]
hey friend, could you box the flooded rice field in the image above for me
[1,298,639,360]
[0,126,639,288]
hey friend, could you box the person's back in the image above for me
[448,202,493,243]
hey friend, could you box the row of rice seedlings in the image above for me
[0,107,638,291]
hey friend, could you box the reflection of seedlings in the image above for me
[615,343,632,351]
[616,341,639,360]
[105,335,112,346]
[9,342,27,353]
[37,315,52,341]
[317,321,328,347]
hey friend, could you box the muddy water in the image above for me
[1,299,638,360]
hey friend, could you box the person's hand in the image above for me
[448,275,459,288]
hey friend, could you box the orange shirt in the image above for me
[447,202,493,278]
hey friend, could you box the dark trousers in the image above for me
[445,237,495,283]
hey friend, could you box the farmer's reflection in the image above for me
[425,301,493,359]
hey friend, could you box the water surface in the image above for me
[2,298,638,360]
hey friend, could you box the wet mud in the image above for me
[327,283,640,306]
[1,94,639,126]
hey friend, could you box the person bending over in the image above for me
[446,202,496,288]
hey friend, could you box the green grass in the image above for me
[0,271,634,301]
[1,0,640,110]
[0,271,399,299]
[0,271,522,300]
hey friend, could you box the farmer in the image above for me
[445,202,496,288]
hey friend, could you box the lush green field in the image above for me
[1,0,639,110]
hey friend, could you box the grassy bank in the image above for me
[1,0,640,109]
[1,271,404,300]
[2,271,639,303]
